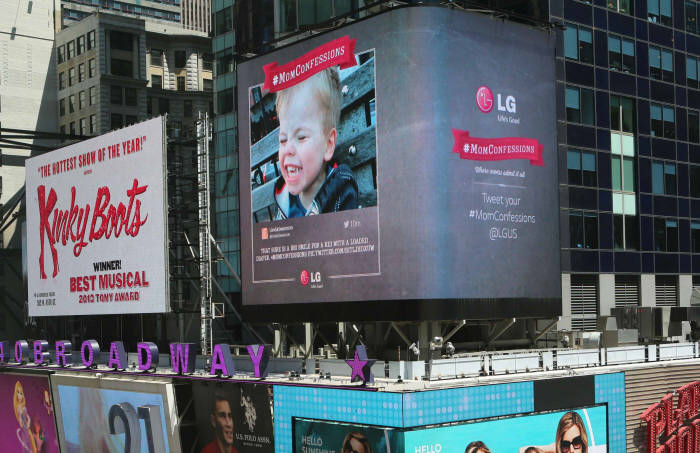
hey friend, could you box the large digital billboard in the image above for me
[51,374,181,453]
[0,372,59,453]
[238,7,559,321]
[191,381,274,453]
[25,117,169,316]
[403,406,608,453]
[294,419,404,453]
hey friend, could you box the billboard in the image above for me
[51,374,181,453]
[403,406,608,453]
[0,372,59,453]
[294,419,404,453]
[191,381,274,453]
[25,117,169,316]
[238,6,560,321]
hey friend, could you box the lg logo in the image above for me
[476,86,516,114]
[300,270,321,286]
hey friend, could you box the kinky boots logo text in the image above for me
[37,178,149,279]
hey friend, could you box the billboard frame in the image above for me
[50,373,183,453]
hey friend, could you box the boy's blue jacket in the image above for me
[273,163,358,219]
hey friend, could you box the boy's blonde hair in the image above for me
[275,67,342,133]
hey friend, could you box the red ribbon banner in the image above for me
[451,129,545,166]
[263,36,357,92]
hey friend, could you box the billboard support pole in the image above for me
[197,113,213,356]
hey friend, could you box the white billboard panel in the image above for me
[25,117,169,316]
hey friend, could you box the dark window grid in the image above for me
[566,85,595,125]
[608,35,635,73]
[650,103,675,139]
[649,46,673,82]
[652,160,677,195]
[564,24,593,64]
[688,55,699,88]
[569,210,599,249]
[690,165,700,197]
[687,1,700,34]
[614,214,640,250]
[609,0,633,14]
[610,95,636,133]
[689,110,700,143]
[654,217,679,251]
[611,154,635,192]
[692,221,700,252]
[648,0,672,26]
[567,149,597,186]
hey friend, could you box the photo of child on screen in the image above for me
[273,66,358,219]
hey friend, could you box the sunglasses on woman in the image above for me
[560,436,584,452]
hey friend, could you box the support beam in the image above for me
[442,320,467,343]
[533,317,561,343]
[486,318,516,346]
[390,322,412,346]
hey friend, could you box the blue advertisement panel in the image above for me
[51,375,180,453]
[294,419,404,453]
[403,406,608,453]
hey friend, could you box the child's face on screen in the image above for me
[278,83,336,204]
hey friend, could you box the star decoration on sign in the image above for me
[345,345,375,384]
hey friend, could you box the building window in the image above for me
[152,74,162,89]
[87,30,95,50]
[69,95,75,113]
[656,275,678,306]
[68,67,75,86]
[612,155,634,191]
[215,7,232,35]
[58,72,65,90]
[570,210,598,249]
[648,0,672,25]
[150,49,162,66]
[567,149,596,186]
[692,222,700,252]
[217,88,234,114]
[609,0,632,14]
[177,76,185,91]
[687,1,699,34]
[652,160,676,195]
[147,96,153,115]
[90,114,96,134]
[78,63,85,83]
[184,100,192,117]
[79,90,86,110]
[216,49,234,75]
[110,114,123,129]
[203,78,213,92]
[69,122,76,135]
[175,50,187,68]
[651,103,675,138]
[79,117,87,135]
[614,214,639,250]
[57,45,65,64]
[59,98,65,116]
[564,24,593,64]
[689,56,700,88]
[59,125,65,135]
[110,31,132,52]
[608,35,635,73]
[692,165,700,197]
[158,98,169,114]
[89,58,96,78]
[110,86,123,105]
[111,58,132,77]
[649,46,673,81]
[125,115,137,126]
[77,36,85,55]
[89,86,96,105]
[124,87,137,106]
[565,86,594,125]
[67,40,75,59]
[654,217,678,251]
[690,110,700,143]
[610,95,635,133]
[203,52,213,71]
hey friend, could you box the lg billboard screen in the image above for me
[238,7,559,321]
[25,117,169,316]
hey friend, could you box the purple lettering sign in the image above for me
[108,341,127,370]
[33,340,49,365]
[169,343,196,374]
[55,341,72,367]
[14,340,29,364]
[246,344,271,378]
[210,343,235,377]
[0,341,9,363]
[81,339,100,368]
[137,342,159,371]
